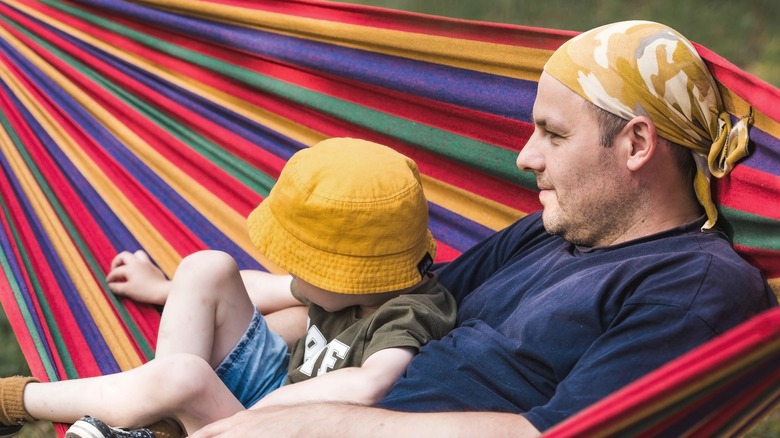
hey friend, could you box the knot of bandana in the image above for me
[543,20,753,230]
[711,108,753,178]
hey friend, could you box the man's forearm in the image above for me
[361,407,540,437]
[190,403,540,437]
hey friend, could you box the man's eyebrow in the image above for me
[533,117,562,131]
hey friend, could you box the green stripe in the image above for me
[0,11,277,197]
[0,99,156,362]
[44,0,537,191]
[720,206,780,251]
[0,197,64,381]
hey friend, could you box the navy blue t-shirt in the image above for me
[377,212,775,431]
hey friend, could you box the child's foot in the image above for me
[0,424,23,438]
[65,416,156,438]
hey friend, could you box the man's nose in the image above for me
[516,134,543,172]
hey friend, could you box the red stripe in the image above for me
[735,245,780,279]
[96,6,530,154]
[86,12,539,211]
[0,54,161,360]
[0,75,92,379]
[0,219,53,380]
[121,302,160,354]
[690,366,780,436]
[12,60,207,260]
[0,168,98,379]
[695,43,780,124]
[545,308,780,437]
[282,103,542,212]
[715,166,780,220]
[200,0,575,48]
[4,1,273,216]
[434,241,460,264]
[0,56,115,272]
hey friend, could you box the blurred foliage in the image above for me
[340,0,780,88]
[0,309,30,377]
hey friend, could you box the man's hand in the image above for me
[106,250,171,305]
[191,404,387,437]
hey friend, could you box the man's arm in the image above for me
[251,347,415,408]
[190,403,540,438]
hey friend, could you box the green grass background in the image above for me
[2,0,778,436]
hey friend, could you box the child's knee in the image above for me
[152,354,218,402]
[176,250,238,282]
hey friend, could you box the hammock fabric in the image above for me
[0,0,778,435]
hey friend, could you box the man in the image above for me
[192,21,775,437]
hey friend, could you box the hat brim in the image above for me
[247,202,437,294]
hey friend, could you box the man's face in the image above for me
[516,73,638,247]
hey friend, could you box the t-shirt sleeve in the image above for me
[521,303,719,431]
[360,286,457,363]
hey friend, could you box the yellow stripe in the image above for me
[2,2,288,274]
[7,0,323,149]
[131,0,550,81]
[719,85,780,139]
[421,176,523,232]
[0,23,183,274]
[0,89,144,372]
[599,336,780,435]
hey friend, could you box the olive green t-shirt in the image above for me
[285,276,456,384]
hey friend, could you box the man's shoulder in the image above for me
[620,228,774,331]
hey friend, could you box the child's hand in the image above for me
[106,250,170,305]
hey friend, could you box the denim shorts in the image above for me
[215,308,290,408]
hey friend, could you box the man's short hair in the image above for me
[591,103,696,184]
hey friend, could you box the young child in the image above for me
[0,138,456,438]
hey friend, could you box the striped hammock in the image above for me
[1,0,778,435]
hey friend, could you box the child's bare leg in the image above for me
[2,251,256,434]
[22,354,243,433]
[154,250,256,367]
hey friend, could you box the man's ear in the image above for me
[622,116,657,171]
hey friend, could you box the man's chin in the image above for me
[540,212,562,236]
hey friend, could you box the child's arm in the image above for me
[250,347,415,408]
[239,270,300,314]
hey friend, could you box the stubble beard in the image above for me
[542,190,638,247]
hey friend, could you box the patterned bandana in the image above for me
[544,20,752,229]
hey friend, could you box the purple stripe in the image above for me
[71,32,305,164]
[72,0,536,122]
[4,24,261,268]
[0,201,58,378]
[0,80,120,375]
[429,202,496,253]
[743,125,780,177]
